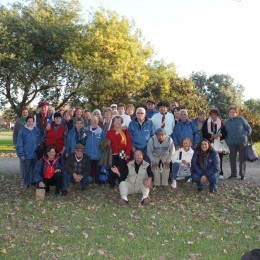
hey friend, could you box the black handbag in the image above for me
[246,136,259,162]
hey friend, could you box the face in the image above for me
[64,112,71,121]
[174,109,180,119]
[26,118,34,128]
[147,102,155,110]
[40,105,48,115]
[48,107,55,114]
[136,110,145,121]
[54,117,62,125]
[229,109,237,119]
[91,116,99,127]
[93,112,101,119]
[75,149,84,158]
[179,111,188,122]
[198,114,206,123]
[210,112,218,121]
[117,106,125,115]
[104,111,112,121]
[127,107,135,115]
[113,117,122,128]
[21,109,29,119]
[156,133,166,142]
[75,121,83,130]
[111,106,117,111]
[85,111,91,120]
[201,141,209,152]
[170,102,178,110]
[75,109,83,118]
[182,139,191,150]
[69,108,75,116]
[159,106,167,115]
[47,148,56,159]
[134,150,143,164]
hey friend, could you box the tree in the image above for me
[190,72,244,118]
[65,8,153,108]
[0,0,84,116]
[244,99,260,114]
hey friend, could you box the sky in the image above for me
[1,0,260,100]
[78,0,260,100]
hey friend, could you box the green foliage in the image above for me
[65,8,153,108]
[190,72,244,118]
[0,0,84,115]
[245,99,260,114]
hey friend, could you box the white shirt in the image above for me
[172,147,194,165]
[152,112,175,136]
[120,114,131,128]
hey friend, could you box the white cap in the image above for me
[111,104,117,108]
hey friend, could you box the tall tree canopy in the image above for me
[190,72,244,118]
[65,8,153,108]
[0,0,83,115]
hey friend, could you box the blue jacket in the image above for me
[129,118,155,149]
[84,126,104,160]
[66,127,87,155]
[191,149,220,177]
[224,116,252,145]
[16,127,42,159]
[33,155,62,183]
[173,120,200,148]
[146,108,158,119]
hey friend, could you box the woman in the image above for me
[33,146,63,195]
[202,108,227,179]
[16,116,42,188]
[224,105,252,180]
[91,109,103,126]
[191,109,206,143]
[84,116,105,184]
[102,107,113,135]
[106,116,132,188]
[191,139,220,192]
[171,138,194,188]
[62,110,74,132]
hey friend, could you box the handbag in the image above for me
[36,188,45,201]
[212,138,230,154]
[246,136,259,162]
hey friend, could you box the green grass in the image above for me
[0,130,15,153]
[0,173,259,259]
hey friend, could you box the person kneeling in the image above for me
[63,144,92,194]
[33,146,63,196]
[111,150,153,206]
[191,139,220,193]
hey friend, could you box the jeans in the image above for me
[21,158,36,186]
[62,172,93,190]
[191,172,218,191]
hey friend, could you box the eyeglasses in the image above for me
[137,112,144,114]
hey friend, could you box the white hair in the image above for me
[136,107,146,115]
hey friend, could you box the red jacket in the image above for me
[106,129,132,157]
[45,124,66,153]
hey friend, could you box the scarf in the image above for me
[25,125,34,131]
[207,117,221,135]
[117,129,127,146]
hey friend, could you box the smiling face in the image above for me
[40,105,48,115]
[229,108,238,119]
[201,140,210,152]
[21,109,29,119]
[134,150,143,164]
[26,118,34,128]
[91,116,99,128]
[159,106,167,115]
[47,148,56,160]
[54,116,62,125]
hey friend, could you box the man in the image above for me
[63,143,92,194]
[147,128,175,187]
[35,101,53,136]
[146,100,158,120]
[151,101,175,137]
[170,101,179,114]
[110,104,117,111]
[117,103,131,128]
[128,107,154,161]
[111,150,153,206]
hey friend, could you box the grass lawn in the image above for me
[0,130,15,153]
[0,172,259,259]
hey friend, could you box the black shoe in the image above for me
[241,176,245,180]
[45,186,50,193]
[198,187,203,192]
[61,190,68,196]
[228,175,237,179]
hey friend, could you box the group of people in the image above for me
[13,99,252,205]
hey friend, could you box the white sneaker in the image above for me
[171,180,177,188]
[219,175,224,180]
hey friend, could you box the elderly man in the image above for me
[128,107,154,162]
[151,101,175,137]
[147,128,175,187]
[111,150,153,206]
[63,143,92,194]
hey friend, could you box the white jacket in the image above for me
[172,147,194,165]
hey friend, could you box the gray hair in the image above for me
[136,107,146,115]
[179,109,188,116]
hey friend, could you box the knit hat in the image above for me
[75,144,84,150]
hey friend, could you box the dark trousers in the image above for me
[90,160,100,184]
[229,143,247,177]
[109,155,128,188]
[219,153,224,175]
[42,172,63,194]
[192,172,218,191]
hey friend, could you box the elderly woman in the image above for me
[128,107,154,162]
[33,145,63,195]
[17,115,42,188]
[202,108,227,179]
[191,139,220,193]
[106,116,132,188]
[173,109,200,150]
[92,109,103,125]
[224,105,252,180]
